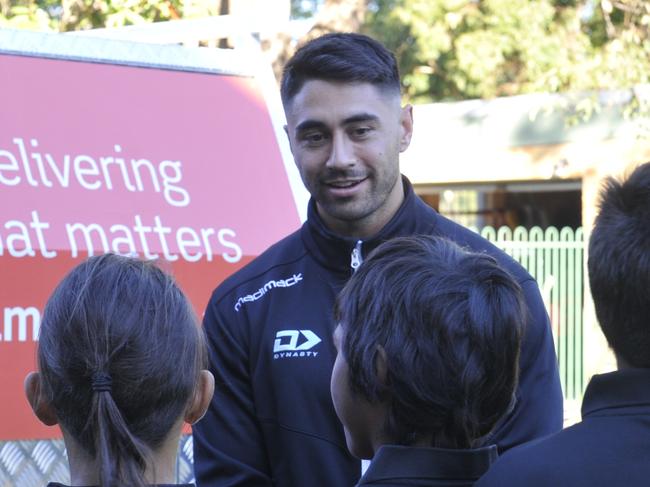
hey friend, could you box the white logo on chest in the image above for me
[234,273,303,312]
[273,329,321,359]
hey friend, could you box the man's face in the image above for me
[330,324,384,459]
[284,80,413,238]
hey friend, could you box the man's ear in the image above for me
[283,125,295,155]
[185,370,215,425]
[398,104,414,152]
[24,372,58,426]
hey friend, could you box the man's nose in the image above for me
[326,133,356,168]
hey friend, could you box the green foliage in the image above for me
[3,0,649,122]
[291,0,323,19]
[0,0,219,32]
[363,0,650,107]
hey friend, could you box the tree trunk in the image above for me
[263,0,369,85]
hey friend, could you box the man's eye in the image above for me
[351,127,372,138]
[302,132,328,146]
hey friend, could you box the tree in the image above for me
[291,0,324,18]
[362,0,650,114]
[4,0,648,121]
[0,0,222,31]
[266,0,370,83]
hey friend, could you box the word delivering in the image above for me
[0,138,189,207]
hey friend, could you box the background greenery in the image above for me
[2,0,649,115]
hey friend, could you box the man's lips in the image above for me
[323,178,366,189]
[321,178,368,198]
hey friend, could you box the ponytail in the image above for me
[90,375,151,487]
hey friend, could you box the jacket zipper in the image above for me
[350,240,363,272]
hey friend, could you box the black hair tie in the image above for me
[91,372,112,393]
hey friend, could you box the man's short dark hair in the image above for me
[280,32,401,106]
[334,235,525,449]
[588,162,650,367]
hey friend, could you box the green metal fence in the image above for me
[476,226,585,400]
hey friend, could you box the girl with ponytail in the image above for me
[24,253,214,487]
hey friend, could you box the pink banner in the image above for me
[0,53,301,440]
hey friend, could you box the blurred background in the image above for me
[1,1,649,485]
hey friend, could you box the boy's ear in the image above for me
[185,370,215,425]
[374,345,388,386]
[24,372,58,426]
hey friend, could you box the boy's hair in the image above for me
[588,162,650,367]
[37,253,207,487]
[334,235,525,449]
[280,32,401,106]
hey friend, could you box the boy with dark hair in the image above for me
[476,162,650,487]
[194,32,562,487]
[331,235,525,486]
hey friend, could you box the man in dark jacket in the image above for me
[475,162,650,487]
[193,32,563,487]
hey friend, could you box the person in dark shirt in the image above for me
[194,32,562,487]
[331,235,525,486]
[476,161,650,487]
[24,253,214,487]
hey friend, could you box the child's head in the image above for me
[588,162,650,368]
[331,235,525,459]
[25,253,214,486]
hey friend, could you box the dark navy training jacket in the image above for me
[475,368,650,487]
[193,178,563,487]
[357,444,498,486]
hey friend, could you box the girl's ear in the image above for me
[24,372,58,426]
[185,370,215,425]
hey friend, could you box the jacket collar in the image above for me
[300,176,437,276]
[359,444,498,485]
[582,368,650,418]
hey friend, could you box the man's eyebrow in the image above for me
[342,113,380,125]
[295,113,380,134]
[295,120,327,133]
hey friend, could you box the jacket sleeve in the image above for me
[489,278,564,451]
[193,292,273,486]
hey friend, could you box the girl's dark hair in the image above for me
[335,236,525,449]
[37,253,207,487]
